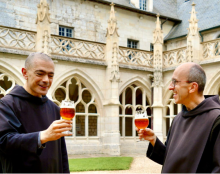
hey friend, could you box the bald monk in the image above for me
[0,52,72,173]
[137,62,220,173]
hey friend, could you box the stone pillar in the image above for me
[36,0,51,55]
[103,3,121,156]
[186,3,202,63]
[152,14,164,141]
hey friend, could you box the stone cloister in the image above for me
[0,0,220,155]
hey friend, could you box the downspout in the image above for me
[199,31,203,42]
[161,18,168,30]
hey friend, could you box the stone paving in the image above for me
[69,154,162,173]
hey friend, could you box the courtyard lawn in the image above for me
[68,157,133,172]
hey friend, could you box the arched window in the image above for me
[0,71,16,99]
[119,84,151,138]
[164,98,182,137]
[52,77,99,138]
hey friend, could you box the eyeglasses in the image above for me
[171,79,193,88]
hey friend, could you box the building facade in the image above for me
[0,0,220,155]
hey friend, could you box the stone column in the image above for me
[102,3,121,156]
[186,3,202,63]
[35,0,51,55]
[152,14,164,141]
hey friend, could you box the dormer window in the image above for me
[140,0,147,10]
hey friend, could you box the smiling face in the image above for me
[169,63,193,105]
[22,57,54,98]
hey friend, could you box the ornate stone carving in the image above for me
[36,0,51,54]
[187,3,199,37]
[110,42,120,82]
[118,47,153,67]
[153,50,163,87]
[43,30,50,54]
[36,0,50,24]
[106,3,119,37]
[153,14,163,44]
[186,39,193,62]
[0,26,36,51]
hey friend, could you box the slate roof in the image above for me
[153,0,178,19]
[165,0,220,40]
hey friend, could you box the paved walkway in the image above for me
[69,154,162,173]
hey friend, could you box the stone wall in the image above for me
[0,0,174,51]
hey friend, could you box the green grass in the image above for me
[69,157,133,172]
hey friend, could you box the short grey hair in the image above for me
[188,64,206,94]
[25,52,53,70]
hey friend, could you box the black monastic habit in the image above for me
[0,85,70,173]
[147,95,220,173]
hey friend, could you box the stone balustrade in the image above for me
[50,35,105,60]
[1,25,220,69]
[163,47,187,68]
[202,38,220,59]
[118,46,154,68]
[0,26,36,51]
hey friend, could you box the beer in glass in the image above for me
[135,110,149,141]
[60,100,75,134]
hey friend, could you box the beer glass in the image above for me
[60,100,75,134]
[135,110,149,141]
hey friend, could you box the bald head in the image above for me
[175,62,206,94]
[25,52,53,70]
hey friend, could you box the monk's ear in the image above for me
[189,82,198,94]
[22,68,28,80]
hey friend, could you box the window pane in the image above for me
[125,107,132,115]
[125,117,133,136]
[127,40,138,49]
[88,104,97,113]
[125,87,132,105]
[54,88,66,103]
[89,116,97,136]
[0,76,12,92]
[119,106,122,115]
[69,78,79,102]
[76,116,85,136]
[82,90,92,103]
[136,89,142,105]
[59,26,73,38]
[76,102,85,113]
[119,117,122,136]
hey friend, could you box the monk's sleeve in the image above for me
[61,137,70,173]
[0,100,40,156]
[211,128,220,172]
[146,137,166,165]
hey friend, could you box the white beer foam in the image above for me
[60,100,75,108]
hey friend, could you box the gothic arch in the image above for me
[0,59,24,85]
[163,79,173,105]
[204,71,220,95]
[50,68,104,113]
[119,76,151,103]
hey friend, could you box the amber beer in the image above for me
[135,118,149,129]
[60,108,75,120]
[60,100,75,120]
